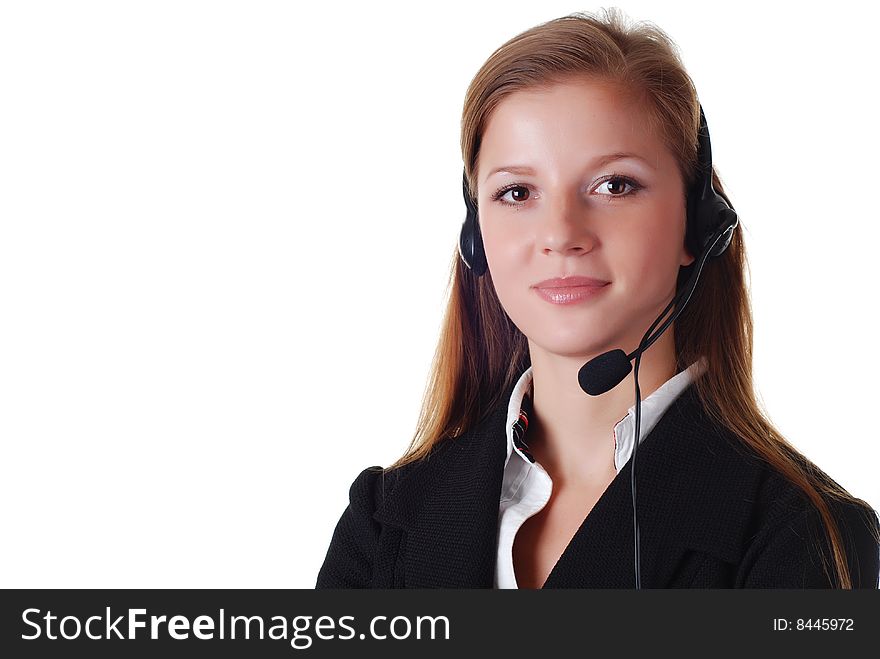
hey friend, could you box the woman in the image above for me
[315,9,880,589]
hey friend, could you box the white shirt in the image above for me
[494,357,709,588]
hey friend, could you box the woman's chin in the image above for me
[527,334,621,361]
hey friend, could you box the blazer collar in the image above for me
[373,379,765,588]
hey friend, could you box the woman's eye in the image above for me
[594,176,640,197]
[495,185,530,205]
[492,176,641,208]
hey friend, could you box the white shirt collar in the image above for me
[504,356,709,471]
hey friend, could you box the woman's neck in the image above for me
[525,328,679,487]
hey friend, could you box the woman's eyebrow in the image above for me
[484,152,654,183]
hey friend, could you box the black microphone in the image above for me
[577,348,632,396]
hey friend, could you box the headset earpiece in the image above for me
[685,105,739,261]
[459,170,488,276]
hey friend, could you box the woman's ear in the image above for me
[680,245,696,267]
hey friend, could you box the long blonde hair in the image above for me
[386,8,877,588]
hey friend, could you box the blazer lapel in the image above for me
[544,384,764,588]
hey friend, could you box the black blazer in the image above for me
[316,382,880,588]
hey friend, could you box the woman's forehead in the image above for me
[484,80,649,138]
[478,83,669,182]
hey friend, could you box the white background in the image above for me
[1,0,877,588]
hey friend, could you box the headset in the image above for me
[458,103,739,588]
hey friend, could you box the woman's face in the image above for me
[475,78,695,359]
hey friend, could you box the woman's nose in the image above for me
[538,194,598,256]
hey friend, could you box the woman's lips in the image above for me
[533,282,610,305]
[534,276,609,288]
